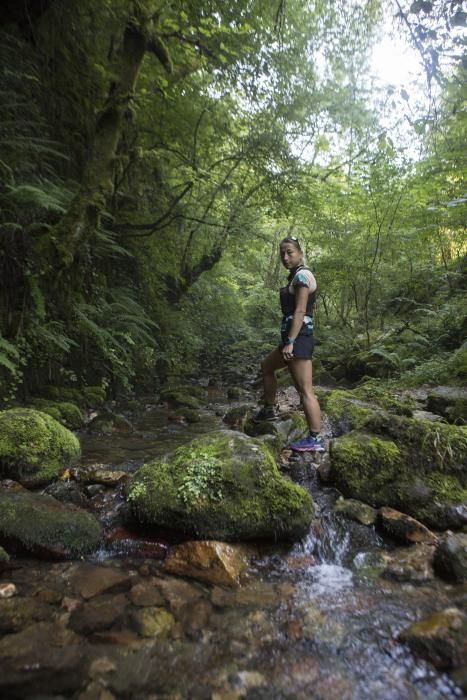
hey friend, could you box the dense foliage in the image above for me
[0,0,465,403]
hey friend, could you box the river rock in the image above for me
[433,532,467,582]
[427,386,467,425]
[0,490,102,558]
[68,593,128,633]
[130,606,175,638]
[0,596,53,633]
[398,607,467,670]
[333,498,378,525]
[0,407,80,485]
[0,620,84,697]
[71,465,130,486]
[127,430,314,541]
[129,579,165,607]
[0,582,16,598]
[382,544,435,582]
[164,540,249,586]
[68,563,132,599]
[378,507,438,544]
[328,417,467,530]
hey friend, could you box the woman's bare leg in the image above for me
[261,348,287,405]
[287,359,320,432]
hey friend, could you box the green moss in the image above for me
[322,390,386,433]
[160,390,201,409]
[0,491,102,556]
[353,380,416,415]
[28,400,83,429]
[393,418,467,479]
[128,430,313,541]
[329,432,403,507]
[0,408,80,485]
[82,385,106,407]
[425,473,467,502]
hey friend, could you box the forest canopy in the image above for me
[0,0,465,402]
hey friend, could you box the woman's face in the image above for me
[280,242,303,270]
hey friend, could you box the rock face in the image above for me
[0,408,80,485]
[164,540,250,586]
[434,533,467,582]
[0,490,102,558]
[399,607,467,670]
[427,387,467,425]
[127,430,314,541]
[327,409,467,529]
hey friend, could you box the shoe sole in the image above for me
[289,445,325,452]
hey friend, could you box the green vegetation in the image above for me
[0,491,102,556]
[127,430,314,541]
[0,408,81,485]
[0,1,464,401]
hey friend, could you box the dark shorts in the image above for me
[279,332,314,359]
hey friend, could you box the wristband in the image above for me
[286,337,296,345]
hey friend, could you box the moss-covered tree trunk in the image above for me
[52,4,170,269]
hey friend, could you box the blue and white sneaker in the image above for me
[289,435,325,452]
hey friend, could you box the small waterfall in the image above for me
[294,512,354,594]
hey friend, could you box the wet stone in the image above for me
[129,579,165,606]
[130,606,175,638]
[378,507,438,544]
[0,582,17,598]
[399,607,467,670]
[68,593,128,634]
[0,596,53,632]
[153,575,205,614]
[382,544,435,583]
[164,540,250,587]
[68,563,132,599]
[333,497,378,526]
[0,620,84,697]
[434,533,467,583]
[176,598,213,639]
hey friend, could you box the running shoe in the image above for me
[288,435,325,452]
[251,405,278,423]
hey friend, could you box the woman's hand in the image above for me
[282,341,294,361]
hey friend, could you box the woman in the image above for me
[252,236,324,452]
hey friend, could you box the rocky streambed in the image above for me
[0,381,466,699]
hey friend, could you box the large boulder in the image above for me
[427,386,467,425]
[0,490,102,558]
[127,430,313,542]
[0,408,80,485]
[328,418,467,529]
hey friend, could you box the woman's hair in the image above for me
[280,236,302,252]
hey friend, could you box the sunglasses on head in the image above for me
[281,235,301,248]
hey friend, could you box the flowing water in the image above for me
[2,391,465,699]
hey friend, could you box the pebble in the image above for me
[0,582,17,598]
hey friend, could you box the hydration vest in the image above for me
[280,265,316,318]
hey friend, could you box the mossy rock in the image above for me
[0,491,102,558]
[160,390,201,409]
[427,387,467,426]
[0,408,81,486]
[87,411,134,435]
[321,390,388,435]
[28,400,84,430]
[329,426,467,529]
[82,386,106,407]
[127,430,314,542]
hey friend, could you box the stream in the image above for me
[1,388,465,699]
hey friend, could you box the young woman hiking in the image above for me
[252,236,324,452]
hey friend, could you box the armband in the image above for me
[286,337,296,345]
